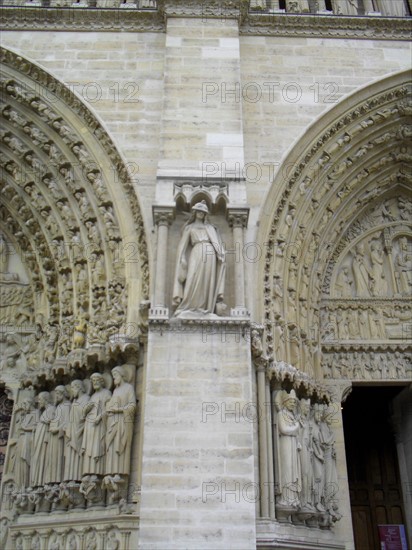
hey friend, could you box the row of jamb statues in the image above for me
[274,389,342,528]
[6,366,136,512]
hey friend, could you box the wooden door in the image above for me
[343,386,407,550]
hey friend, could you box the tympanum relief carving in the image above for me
[321,194,412,381]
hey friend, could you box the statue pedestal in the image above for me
[139,321,257,549]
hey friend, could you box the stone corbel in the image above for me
[150,206,175,319]
[227,208,249,317]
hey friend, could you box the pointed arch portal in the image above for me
[258,70,411,384]
[0,47,150,392]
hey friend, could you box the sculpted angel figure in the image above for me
[173,201,226,318]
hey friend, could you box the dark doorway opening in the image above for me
[343,386,407,550]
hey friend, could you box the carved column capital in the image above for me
[323,379,352,403]
[152,207,175,227]
[227,208,249,229]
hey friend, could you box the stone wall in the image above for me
[1,30,410,245]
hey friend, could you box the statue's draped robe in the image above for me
[30,404,55,487]
[105,382,136,475]
[311,419,326,509]
[299,414,313,509]
[277,408,301,507]
[44,400,71,484]
[173,222,225,316]
[352,254,371,296]
[321,421,338,507]
[64,393,90,481]
[82,388,111,475]
[13,409,39,488]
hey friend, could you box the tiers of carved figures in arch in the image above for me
[322,349,411,380]
[0,231,33,325]
[273,389,341,528]
[261,81,411,362]
[270,315,320,377]
[1,366,137,517]
[0,63,150,372]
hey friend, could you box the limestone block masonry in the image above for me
[139,325,256,549]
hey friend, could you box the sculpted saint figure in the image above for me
[30,392,55,487]
[44,386,71,484]
[64,380,90,482]
[335,266,353,297]
[352,243,373,297]
[369,241,388,297]
[321,407,339,503]
[82,373,111,476]
[311,404,326,512]
[394,237,411,295]
[275,389,301,508]
[10,398,39,489]
[0,233,8,273]
[272,275,284,317]
[274,320,286,361]
[298,399,314,511]
[105,366,137,476]
[173,201,225,318]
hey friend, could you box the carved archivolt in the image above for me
[0,48,149,386]
[259,72,411,382]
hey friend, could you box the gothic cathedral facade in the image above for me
[0,1,411,549]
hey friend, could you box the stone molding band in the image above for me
[0,6,411,39]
